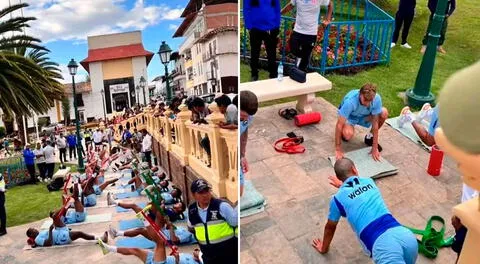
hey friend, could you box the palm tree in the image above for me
[0,3,64,143]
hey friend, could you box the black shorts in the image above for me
[94,142,102,146]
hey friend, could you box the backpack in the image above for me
[47,177,64,192]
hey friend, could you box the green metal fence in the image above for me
[241,0,394,74]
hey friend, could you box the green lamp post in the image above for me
[158,41,172,105]
[405,0,449,108]
[67,59,85,172]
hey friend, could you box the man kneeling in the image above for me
[312,158,418,264]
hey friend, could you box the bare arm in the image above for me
[321,220,338,252]
[411,121,436,146]
[335,117,346,152]
[240,128,248,158]
[43,225,54,247]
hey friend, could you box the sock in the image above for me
[104,244,117,253]
[366,133,373,139]
[117,231,124,236]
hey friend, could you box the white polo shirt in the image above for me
[292,0,330,36]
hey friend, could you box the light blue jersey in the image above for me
[145,252,199,264]
[161,226,194,244]
[52,226,71,245]
[84,193,97,207]
[328,176,400,255]
[161,193,174,204]
[35,230,49,246]
[338,90,383,128]
[428,106,439,136]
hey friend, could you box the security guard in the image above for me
[187,179,237,264]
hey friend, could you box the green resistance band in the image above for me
[404,215,454,258]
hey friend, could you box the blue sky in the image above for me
[2,0,191,83]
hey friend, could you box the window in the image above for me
[75,93,84,107]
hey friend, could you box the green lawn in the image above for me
[5,162,78,227]
[240,0,480,116]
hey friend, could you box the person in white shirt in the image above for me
[93,128,104,150]
[106,126,114,151]
[56,133,67,165]
[282,0,333,71]
[43,140,56,180]
[141,129,152,167]
[34,142,46,181]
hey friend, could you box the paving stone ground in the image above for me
[0,168,198,264]
[241,98,461,264]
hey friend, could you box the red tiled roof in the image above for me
[173,13,197,38]
[80,44,154,72]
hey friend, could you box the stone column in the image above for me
[205,102,227,198]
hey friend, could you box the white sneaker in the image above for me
[108,225,118,238]
[398,106,415,128]
[416,103,432,122]
[401,43,412,49]
[391,42,396,48]
[98,238,110,255]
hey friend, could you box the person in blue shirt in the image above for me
[108,213,195,245]
[26,210,107,248]
[99,209,201,264]
[23,143,37,184]
[312,158,417,263]
[336,84,389,161]
[397,103,439,146]
[67,131,77,161]
[244,0,281,81]
[240,90,258,196]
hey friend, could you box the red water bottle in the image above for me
[294,112,322,127]
[427,145,444,176]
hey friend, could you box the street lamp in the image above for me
[135,85,140,105]
[158,41,172,104]
[100,89,106,121]
[405,0,449,108]
[67,58,84,172]
[139,76,146,105]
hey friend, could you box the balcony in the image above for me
[184,59,193,69]
[112,104,238,203]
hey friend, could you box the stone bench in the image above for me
[239,72,332,113]
[52,167,71,180]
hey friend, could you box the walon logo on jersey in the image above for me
[348,184,374,199]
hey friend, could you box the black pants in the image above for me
[69,146,76,160]
[26,164,36,183]
[392,11,414,44]
[46,163,55,178]
[422,14,448,46]
[59,148,67,163]
[249,28,279,78]
[37,163,46,180]
[0,192,5,232]
[143,151,152,167]
[200,136,211,157]
[289,31,317,72]
[201,238,238,264]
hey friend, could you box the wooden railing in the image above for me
[112,103,238,203]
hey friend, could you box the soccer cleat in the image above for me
[416,103,432,122]
[398,106,414,128]
[364,135,383,152]
[98,238,110,255]
[401,43,412,49]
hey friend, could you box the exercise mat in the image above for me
[40,213,112,229]
[119,218,145,230]
[386,116,432,152]
[240,180,267,218]
[328,147,398,179]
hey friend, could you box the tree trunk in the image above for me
[15,115,26,146]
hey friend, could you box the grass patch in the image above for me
[5,183,62,227]
[240,0,480,116]
[4,162,79,227]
